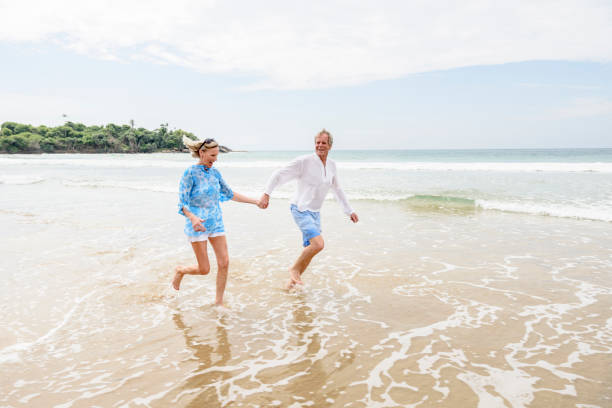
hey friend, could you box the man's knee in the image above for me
[309,237,324,253]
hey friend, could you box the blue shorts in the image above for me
[290,204,321,247]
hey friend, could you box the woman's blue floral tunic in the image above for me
[178,165,234,238]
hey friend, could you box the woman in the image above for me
[173,136,260,306]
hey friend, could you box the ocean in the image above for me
[1,149,611,407]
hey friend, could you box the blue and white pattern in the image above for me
[178,165,234,238]
[290,204,322,247]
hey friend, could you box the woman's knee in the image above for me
[198,265,210,275]
[217,256,229,270]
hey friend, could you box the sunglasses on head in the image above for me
[200,138,217,150]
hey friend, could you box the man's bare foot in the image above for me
[284,278,294,290]
[290,269,303,285]
[172,267,184,290]
[285,269,303,290]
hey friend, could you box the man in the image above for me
[259,129,359,289]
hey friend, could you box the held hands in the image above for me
[256,199,267,209]
[257,193,270,209]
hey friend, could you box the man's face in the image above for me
[315,134,331,157]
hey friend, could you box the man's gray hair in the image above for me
[315,129,333,146]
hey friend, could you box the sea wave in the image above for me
[54,179,612,222]
[0,175,46,185]
[0,157,189,169]
[1,157,611,172]
[392,194,612,222]
[334,162,612,173]
[61,180,178,193]
[475,199,612,222]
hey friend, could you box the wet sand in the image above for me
[1,184,611,407]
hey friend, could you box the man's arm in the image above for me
[259,157,303,208]
[330,173,358,223]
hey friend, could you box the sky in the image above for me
[1,0,611,150]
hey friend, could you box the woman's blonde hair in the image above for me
[182,135,219,158]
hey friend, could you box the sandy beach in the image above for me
[1,151,611,407]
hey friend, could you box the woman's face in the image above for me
[199,146,220,167]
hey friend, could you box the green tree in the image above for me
[1,134,29,153]
[1,122,21,134]
[0,121,204,153]
[40,137,57,153]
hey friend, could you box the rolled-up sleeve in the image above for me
[178,168,193,216]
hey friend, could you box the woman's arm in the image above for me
[231,191,259,205]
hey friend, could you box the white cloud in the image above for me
[1,0,611,89]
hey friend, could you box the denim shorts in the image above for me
[290,204,321,247]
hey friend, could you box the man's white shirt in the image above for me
[264,153,353,215]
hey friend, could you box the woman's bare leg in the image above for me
[173,241,211,290]
[208,235,230,306]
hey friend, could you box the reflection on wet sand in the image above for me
[287,299,329,402]
[172,312,232,407]
[250,296,358,406]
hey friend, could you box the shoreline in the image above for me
[0,148,241,155]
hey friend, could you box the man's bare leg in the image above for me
[286,235,324,289]
[173,241,210,290]
[209,235,230,306]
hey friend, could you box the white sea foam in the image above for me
[0,289,98,362]
[476,199,612,222]
[55,174,612,222]
[2,156,611,172]
[18,393,40,404]
[61,179,178,193]
[336,161,612,173]
[0,156,188,169]
[0,174,45,184]
[457,368,538,407]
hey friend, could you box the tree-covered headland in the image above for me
[0,121,231,154]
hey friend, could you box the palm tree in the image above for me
[129,119,136,151]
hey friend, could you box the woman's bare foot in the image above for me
[172,267,185,290]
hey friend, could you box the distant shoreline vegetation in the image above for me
[0,121,232,154]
